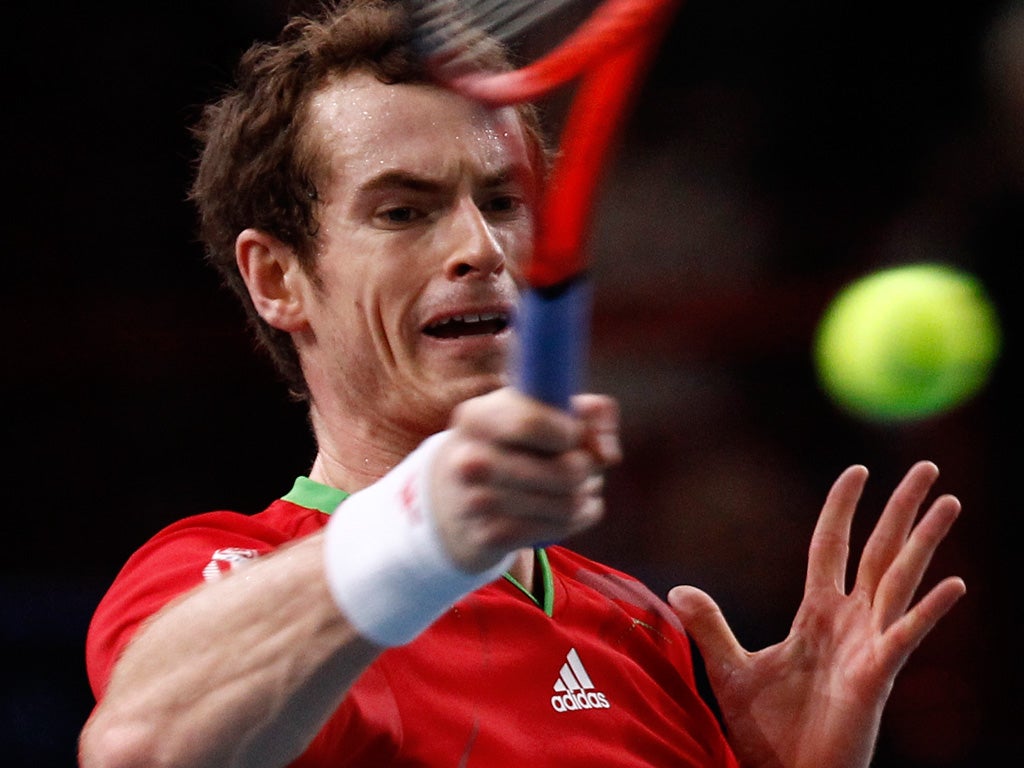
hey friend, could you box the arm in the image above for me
[667,460,966,768]
[79,389,621,768]
[78,532,381,768]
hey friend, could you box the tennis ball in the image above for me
[814,263,1001,422]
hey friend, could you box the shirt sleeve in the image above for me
[84,511,288,699]
[83,505,404,768]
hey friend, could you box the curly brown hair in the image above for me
[189,0,549,401]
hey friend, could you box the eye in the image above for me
[480,193,524,217]
[375,206,422,227]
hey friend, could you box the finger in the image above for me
[667,586,747,677]
[454,388,583,454]
[877,575,966,674]
[805,465,869,593]
[571,393,622,467]
[447,438,596,496]
[444,439,606,527]
[461,485,606,553]
[872,493,961,630]
[854,460,939,597]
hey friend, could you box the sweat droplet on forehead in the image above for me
[310,73,530,183]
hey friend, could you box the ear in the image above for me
[236,228,308,332]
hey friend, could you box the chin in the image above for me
[403,376,503,438]
[457,372,508,401]
[437,369,509,407]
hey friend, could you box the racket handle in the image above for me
[514,278,591,410]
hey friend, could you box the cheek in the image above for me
[317,246,422,347]
[354,269,423,350]
[503,223,533,284]
[308,268,375,352]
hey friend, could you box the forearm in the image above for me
[79,532,378,768]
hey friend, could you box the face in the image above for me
[299,70,535,433]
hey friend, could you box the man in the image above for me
[79,2,966,766]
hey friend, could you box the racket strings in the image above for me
[409,0,583,58]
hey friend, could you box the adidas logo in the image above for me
[550,648,610,712]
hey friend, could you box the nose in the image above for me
[443,198,506,280]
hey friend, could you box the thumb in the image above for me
[667,585,746,676]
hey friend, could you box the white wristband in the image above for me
[322,430,515,647]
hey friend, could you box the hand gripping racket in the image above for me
[404,0,683,408]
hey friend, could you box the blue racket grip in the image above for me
[514,278,591,410]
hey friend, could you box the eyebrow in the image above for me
[357,166,527,195]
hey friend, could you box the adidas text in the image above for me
[550,690,610,712]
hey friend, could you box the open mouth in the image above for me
[423,311,511,339]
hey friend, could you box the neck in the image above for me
[508,548,535,592]
[307,424,421,493]
[304,385,450,490]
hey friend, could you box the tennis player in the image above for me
[79,2,966,766]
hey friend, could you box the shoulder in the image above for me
[85,494,327,697]
[102,496,328,598]
[155,497,329,544]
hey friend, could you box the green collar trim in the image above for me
[503,549,554,616]
[282,476,350,514]
[283,476,552,615]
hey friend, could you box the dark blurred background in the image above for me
[4,1,1020,766]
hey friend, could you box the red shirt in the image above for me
[86,477,739,767]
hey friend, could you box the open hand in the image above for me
[668,461,966,768]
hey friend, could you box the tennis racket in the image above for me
[403,0,683,408]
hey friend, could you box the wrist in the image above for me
[322,431,514,646]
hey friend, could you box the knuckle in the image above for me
[447,441,495,484]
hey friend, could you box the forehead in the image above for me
[308,69,532,183]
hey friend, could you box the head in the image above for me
[190,0,549,403]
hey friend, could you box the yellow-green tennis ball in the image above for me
[814,263,1001,422]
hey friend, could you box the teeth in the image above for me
[432,312,504,327]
